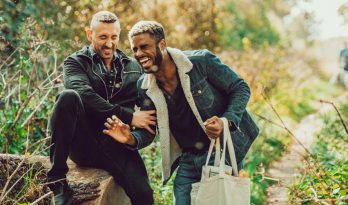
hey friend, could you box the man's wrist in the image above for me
[126,134,137,146]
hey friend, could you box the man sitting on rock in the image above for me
[47,11,156,205]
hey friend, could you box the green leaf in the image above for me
[333,188,340,194]
[338,190,347,196]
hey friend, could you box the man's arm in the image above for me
[64,56,156,130]
[63,56,134,124]
[130,125,156,149]
[103,79,157,149]
[204,50,251,129]
[130,82,157,149]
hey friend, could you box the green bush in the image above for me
[289,104,348,204]
[140,139,174,204]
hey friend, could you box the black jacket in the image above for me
[63,46,143,125]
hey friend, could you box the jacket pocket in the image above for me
[191,79,214,109]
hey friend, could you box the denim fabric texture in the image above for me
[134,49,259,164]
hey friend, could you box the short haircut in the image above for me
[90,11,120,29]
[128,20,165,42]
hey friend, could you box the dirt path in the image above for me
[265,90,348,204]
[265,105,332,204]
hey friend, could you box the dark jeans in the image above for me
[173,151,243,205]
[47,90,153,205]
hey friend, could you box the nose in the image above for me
[105,39,113,48]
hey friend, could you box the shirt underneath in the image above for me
[160,77,210,152]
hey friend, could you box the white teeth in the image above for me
[139,57,150,63]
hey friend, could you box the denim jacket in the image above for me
[63,46,143,125]
[132,47,259,184]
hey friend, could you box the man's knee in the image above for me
[54,90,82,111]
[57,90,80,104]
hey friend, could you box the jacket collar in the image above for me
[140,47,193,90]
[76,46,130,64]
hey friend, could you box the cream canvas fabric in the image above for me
[191,118,250,205]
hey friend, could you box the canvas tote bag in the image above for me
[191,118,250,205]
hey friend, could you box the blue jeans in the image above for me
[173,151,243,205]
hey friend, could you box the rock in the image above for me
[0,154,131,205]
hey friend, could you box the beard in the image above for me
[144,44,163,73]
[154,44,163,68]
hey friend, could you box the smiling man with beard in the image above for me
[46,12,155,205]
[103,20,259,204]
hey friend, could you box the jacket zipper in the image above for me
[109,60,124,99]
[91,59,110,102]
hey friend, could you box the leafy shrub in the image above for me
[289,104,348,204]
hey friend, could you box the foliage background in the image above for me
[289,104,348,204]
[1,0,346,204]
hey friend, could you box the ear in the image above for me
[85,27,92,42]
[159,39,166,51]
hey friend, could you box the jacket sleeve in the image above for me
[204,50,250,128]
[63,56,133,124]
[128,79,157,150]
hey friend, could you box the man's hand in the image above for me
[204,116,224,139]
[131,110,156,134]
[103,115,136,146]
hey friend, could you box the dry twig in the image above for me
[319,99,348,135]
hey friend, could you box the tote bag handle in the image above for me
[219,118,239,176]
[204,118,239,176]
[205,138,221,168]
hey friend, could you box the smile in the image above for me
[139,57,151,66]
